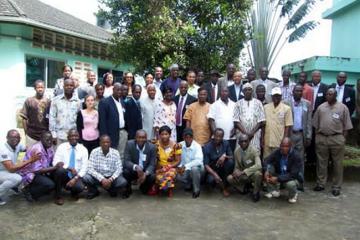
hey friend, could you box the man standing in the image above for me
[280,69,295,103]
[20,80,51,148]
[263,87,293,158]
[184,88,211,146]
[81,70,96,97]
[311,70,328,113]
[219,63,236,88]
[208,87,236,151]
[246,69,257,83]
[251,67,278,103]
[140,84,159,140]
[123,130,156,196]
[298,71,314,105]
[160,64,182,93]
[49,78,81,147]
[228,71,244,102]
[153,66,164,90]
[255,84,268,105]
[178,128,204,198]
[204,70,222,104]
[52,129,88,204]
[125,84,143,140]
[331,72,356,116]
[227,134,262,202]
[84,135,128,199]
[174,81,197,142]
[312,88,353,196]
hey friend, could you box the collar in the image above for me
[136,143,146,152]
[211,83,217,87]
[66,142,78,150]
[180,94,188,99]
[5,142,16,152]
[60,93,78,101]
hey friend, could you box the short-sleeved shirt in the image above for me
[20,96,51,140]
[207,99,236,140]
[264,102,293,147]
[183,102,211,145]
[203,140,233,166]
[312,101,353,135]
[0,143,26,171]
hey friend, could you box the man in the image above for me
[81,70,96,97]
[140,84,159,140]
[203,128,234,197]
[227,134,262,202]
[94,83,105,110]
[228,71,244,102]
[174,81,197,142]
[311,70,328,113]
[330,72,356,116]
[120,84,129,101]
[20,80,51,148]
[125,84,143,140]
[255,84,268,105]
[153,66,163,90]
[312,88,353,196]
[196,70,205,87]
[208,87,236,151]
[84,135,128,199]
[251,67,278,103]
[49,78,81,147]
[177,128,204,198]
[246,69,256,83]
[0,130,40,205]
[298,71,314,104]
[233,83,265,151]
[98,83,128,160]
[52,129,88,205]
[204,70,222,104]
[184,88,211,146]
[160,64,182,93]
[263,87,293,158]
[280,69,295,102]
[123,130,156,196]
[219,63,236,88]
[264,137,302,203]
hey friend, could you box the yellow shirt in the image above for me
[156,141,182,167]
[264,102,293,147]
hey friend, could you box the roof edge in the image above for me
[322,0,359,19]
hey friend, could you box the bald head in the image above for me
[179,80,189,96]
[280,137,292,155]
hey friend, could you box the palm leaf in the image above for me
[286,0,315,29]
[280,0,301,17]
[288,21,318,42]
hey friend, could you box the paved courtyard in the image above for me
[1,182,359,240]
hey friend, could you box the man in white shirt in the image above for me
[251,66,278,103]
[52,129,88,204]
[153,66,163,90]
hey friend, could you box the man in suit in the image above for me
[204,70,222,104]
[251,66,278,103]
[174,81,197,142]
[330,72,356,116]
[98,83,128,160]
[228,71,244,102]
[219,63,236,88]
[125,84,143,140]
[311,70,328,114]
[123,130,156,196]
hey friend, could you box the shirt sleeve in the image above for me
[87,151,105,182]
[0,146,10,162]
[184,143,203,170]
[183,105,193,121]
[52,145,64,167]
[243,149,262,176]
[343,106,353,130]
[19,99,29,120]
[207,104,216,120]
[312,108,319,129]
[203,145,210,165]
[111,151,123,179]
[49,100,57,138]
[78,146,89,178]
[284,105,293,126]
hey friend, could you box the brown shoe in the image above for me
[223,188,230,197]
[54,197,64,205]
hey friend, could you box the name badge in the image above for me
[332,113,340,119]
[345,97,351,103]
[143,154,147,161]
[303,106,308,112]
[278,112,285,118]
[245,159,252,165]
[317,93,323,97]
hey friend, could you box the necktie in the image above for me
[176,96,184,126]
[68,146,75,178]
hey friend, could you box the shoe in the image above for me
[0,197,6,206]
[54,197,64,205]
[264,190,280,199]
[10,187,20,195]
[109,191,118,198]
[86,191,100,200]
[297,183,305,192]
[252,192,260,202]
[223,188,230,197]
[313,185,325,192]
[71,193,79,201]
[332,189,340,196]
[21,187,34,202]
[192,191,200,199]
[288,193,298,204]
[147,185,158,196]
[121,192,130,199]
[167,189,174,198]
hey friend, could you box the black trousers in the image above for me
[82,139,99,155]
[228,139,237,153]
[176,125,185,143]
[29,173,55,200]
[53,168,85,198]
[83,174,127,195]
[123,169,155,194]
[206,159,235,188]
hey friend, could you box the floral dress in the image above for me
[153,101,177,141]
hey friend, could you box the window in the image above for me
[26,56,65,88]
[98,67,123,84]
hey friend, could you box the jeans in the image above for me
[0,171,22,197]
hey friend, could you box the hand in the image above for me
[214,174,223,184]
[232,169,243,180]
[66,178,77,188]
[101,178,111,189]
[52,137,57,146]
[305,138,311,147]
[29,152,42,163]
[216,154,226,167]
[174,143,182,150]
[230,128,236,138]
[264,171,271,182]
[177,166,186,175]
[137,172,146,185]
[70,168,77,176]
[55,162,64,169]
[269,176,278,184]
[247,132,254,140]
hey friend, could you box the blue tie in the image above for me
[68,146,76,178]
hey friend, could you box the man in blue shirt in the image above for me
[160,64,182,93]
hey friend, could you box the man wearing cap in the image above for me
[263,87,293,158]
[160,64,182,93]
[251,67,278,103]
[204,70,222,104]
[233,83,265,151]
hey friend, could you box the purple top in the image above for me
[160,77,181,94]
[18,142,54,185]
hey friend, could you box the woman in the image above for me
[103,72,114,97]
[76,95,99,154]
[54,64,72,96]
[123,72,135,97]
[94,83,105,110]
[153,86,177,141]
[176,70,199,98]
[155,125,182,197]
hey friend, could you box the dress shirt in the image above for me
[179,140,204,170]
[211,83,219,101]
[292,101,303,131]
[234,84,242,100]
[133,144,146,171]
[313,84,320,100]
[112,96,125,128]
[203,140,233,166]
[336,84,345,103]
[88,147,123,181]
[176,94,188,127]
[207,99,236,140]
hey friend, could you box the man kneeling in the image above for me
[227,134,262,202]
[264,137,302,203]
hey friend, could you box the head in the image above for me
[135,130,147,148]
[103,73,114,87]
[197,87,208,103]
[256,84,266,100]
[220,87,229,102]
[326,88,337,104]
[247,69,256,82]
[87,71,96,84]
[34,80,45,97]
[95,83,105,98]
[70,75,80,88]
[84,95,95,109]
[186,71,196,85]
[99,135,111,153]
[162,86,174,101]
[233,71,242,85]
[280,137,292,156]
[67,129,79,147]
[120,84,129,98]
[282,69,291,84]
[40,131,53,149]
[298,72,308,85]
[146,84,156,99]
[183,128,194,147]
[62,65,72,79]
[124,72,134,85]
[259,67,269,80]
[6,129,20,149]
[155,67,163,80]
[238,134,250,150]
[271,87,282,105]
[169,64,179,79]
[144,73,154,86]
[243,83,253,100]
[179,80,189,96]
[159,125,171,143]
[226,63,236,78]
[293,84,303,101]
[63,78,75,96]
[210,70,220,85]
[311,70,321,85]
[132,84,142,100]
[112,83,122,99]
[336,72,347,86]
[196,70,205,84]
[213,128,225,145]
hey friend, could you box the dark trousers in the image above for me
[123,169,155,194]
[176,125,185,142]
[83,174,127,195]
[53,168,85,198]
[206,159,235,188]
[228,139,237,153]
[29,173,55,199]
[82,139,99,155]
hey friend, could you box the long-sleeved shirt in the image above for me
[233,145,261,176]
[87,147,123,181]
[179,140,204,170]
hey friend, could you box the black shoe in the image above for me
[86,191,100,199]
[252,192,260,202]
[184,186,192,192]
[121,192,130,199]
[313,185,325,192]
[21,187,34,202]
[332,189,340,196]
[109,191,118,198]
[192,191,200,198]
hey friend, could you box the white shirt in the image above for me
[211,83,219,101]
[336,84,345,103]
[112,96,125,128]
[207,99,236,140]
[0,143,26,171]
[53,142,89,177]
[227,80,234,87]
[234,84,242,100]
[179,140,204,170]
[177,94,188,127]
[153,79,162,90]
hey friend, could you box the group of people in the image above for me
[0,63,355,206]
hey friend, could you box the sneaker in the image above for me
[0,197,6,206]
[288,193,298,204]
[264,190,280,199]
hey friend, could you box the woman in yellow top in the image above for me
[155,125,182,197]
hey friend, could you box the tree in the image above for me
[247,0,318,72]
[98,0,251,73]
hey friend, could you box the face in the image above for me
[160,130,170,142]
[35,82,45,97]
[64,79,75,95]
[220,88,229,101]
[145,74,154,86]
[337,73,347,86]
[282,71,291,83]
[247,70,256,81]
[243,87,253,100]
[135,131,147,148]
[280,141,291,155]
[155,67,163,79]
[272,94,282,104]
[187,72,196,85]
[125,73,134,85]
[164,90,173,101]
[293,86,303,100]
[170,67,179,78]
[85,95,95,109]
[133,86,142,100]
[113,85,122,99]
[312,72,321,85]
[67,131,79,146]
[121,85,129,97]
[198,89,208,103]
[41,133,53,149]
[100,136,111,152]
[196,71,204,83]
[179,82,188,96]
[214,130,224,145]
[233,72,242,85]
[184,135,193,146]
[260,67,268,80]
[210,74,219,84]
[106,74,113,86]
[147,86,156,99]
[227,64,236,76]
[256,86,266,100]
[87,71,96,83]
[63,66,72,78]
[298,72,307,84]
[7,131,20,148]
[326,89,337,103]
[239,138,249,150]
[95,85,104,98]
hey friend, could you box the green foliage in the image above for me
[98,0,251,73]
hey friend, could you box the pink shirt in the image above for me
[81,110,99,141]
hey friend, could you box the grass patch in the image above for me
[344,145,360,167]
